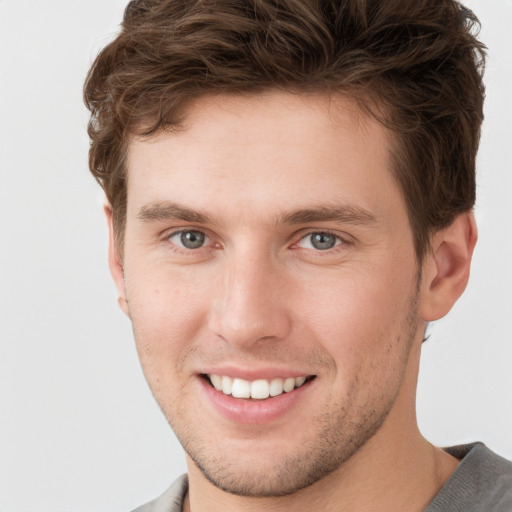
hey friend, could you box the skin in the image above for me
[107,91,477,511]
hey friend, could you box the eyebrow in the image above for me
[138,202,213,224]
[137,201,377,227]
[279,205,377,226]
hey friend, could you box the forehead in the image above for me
[125,91,401,223]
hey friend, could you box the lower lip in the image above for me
[198,377,313,425]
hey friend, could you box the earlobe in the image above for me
[104,204,130,317]
[419,211,478,322]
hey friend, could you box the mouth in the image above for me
[203,374,315,400]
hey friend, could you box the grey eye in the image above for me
[301,232,341,251]
[310,233,337,250]
[179,230,206,249]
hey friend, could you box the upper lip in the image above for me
[199,366,314,381]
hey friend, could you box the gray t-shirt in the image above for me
[132,443,512,512]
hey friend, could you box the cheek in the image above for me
[124,264,212,371]
[296,260,418,371]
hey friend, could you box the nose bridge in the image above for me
[209,247,291,347]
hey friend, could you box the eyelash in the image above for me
[166,230,215,254]
[293,230,348,252]
[164,229,351,255]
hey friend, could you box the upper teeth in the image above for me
[208,374,308,399]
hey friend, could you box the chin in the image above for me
[178,401,391,498]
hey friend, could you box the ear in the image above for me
[420,211,477,322]
[104,204,130,317]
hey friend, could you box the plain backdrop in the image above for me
[0,1,511,511]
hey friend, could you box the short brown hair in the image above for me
[84,0,486,260]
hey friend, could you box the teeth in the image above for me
[295,376,306,387]
[283,377,295,392]
[208,374,309,399]
[210,374,222,391]
[232,378,251,398]
[269,378,283,397]
[251,379,270,399]
[221,375,233,395]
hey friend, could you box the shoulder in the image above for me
[426,443,512,512]
[130,474,188,512]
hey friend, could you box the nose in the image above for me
[208,252,292,348]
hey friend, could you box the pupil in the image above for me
[181,231,205,249]
[311,233,336,250]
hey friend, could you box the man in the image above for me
[84,0,512,510]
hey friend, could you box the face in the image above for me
[117,92,425,496]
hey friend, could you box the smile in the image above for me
[206,374,312,399]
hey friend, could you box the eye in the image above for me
[297,232,342,251]
[168,230,208,249]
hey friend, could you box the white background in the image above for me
[0,1,511,511]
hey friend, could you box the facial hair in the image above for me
[170,289,421,498]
